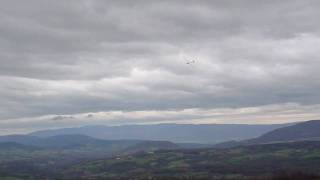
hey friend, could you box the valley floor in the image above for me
[1,136,320,179]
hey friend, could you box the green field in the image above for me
[61,141,320,180]
[1,141,320,180]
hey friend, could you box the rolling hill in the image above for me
[61,140,320,180]
[123,141,180,154]
[0,142,39,151]
[0,135,41,145]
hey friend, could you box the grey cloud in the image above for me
[51,115,75,121]
[0,0,320,125]
[1,103,320,134]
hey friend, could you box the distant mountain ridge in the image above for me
[0,142,39,151]
[0,134,139,149]
[29,123,290,144]
[0,134,184,154]
[0,135,41,145]
[213,120,320,148]
[248,120,320,144]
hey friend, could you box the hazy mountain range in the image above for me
[0,120,320,179]
[2,120,319,150]
[250,120,320,143]
[214,120,320,148]
[29,123,291,144]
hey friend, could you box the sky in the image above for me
[1,0,320,134]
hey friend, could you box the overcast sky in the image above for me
[1,0,320,134]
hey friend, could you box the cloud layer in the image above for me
[1,0,320,133]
